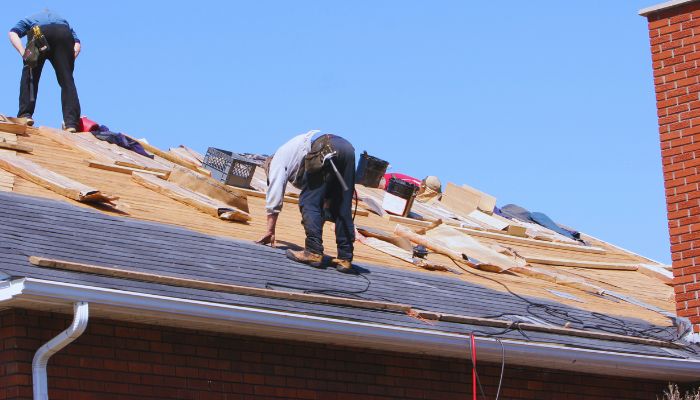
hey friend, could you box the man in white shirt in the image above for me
[256,131,356,272]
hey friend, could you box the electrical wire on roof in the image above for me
[467,332,503,400]
[495,338,505,400]
[266,270,394,304]
[450,259,699,355]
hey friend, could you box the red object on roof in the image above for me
[383,173,421,190]
[79,116,99,132]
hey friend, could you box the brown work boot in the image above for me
[333,258,353,273]
[286,249,324,268]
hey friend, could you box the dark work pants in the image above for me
[18,24,81,128]
[299,135,356,261]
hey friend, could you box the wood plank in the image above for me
[452,226,606,254]
[232,186,299,204]
[505,225,528,237]
[356,233,457,273]
[0,141,32,153]
[29,256,411,313]
[86,160,168,178]
[462,183,497,213]
[387,214,435,228]
[179,145,204,163]
[526,256,639,271]
[132,172,250,222]
[388,214,606,254]
[0,132,18,145]
[424,225,527,272]
[353,208,370,217]
[394,225,486,272]
[637,263,673,285]
[466,209,508,230]
[440,183,479,217]
[420,311,677,348]
[0,122,27,136]
[0,153,117,204]
[114,161,170,175]
[131,137,211,176]
[168,146,202,166]
[167,165,249,213]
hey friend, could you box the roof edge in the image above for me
[639,0,699,16]
[2,277,699,381]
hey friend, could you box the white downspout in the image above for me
[32,302,89,400]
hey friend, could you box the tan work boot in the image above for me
[333,258,353,273]
[16,116,34,126]
[286,249,323,268]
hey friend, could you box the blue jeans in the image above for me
[298,135,355,261]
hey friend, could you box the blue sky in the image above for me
[0,1,671,262]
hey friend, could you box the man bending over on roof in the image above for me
[256,131,356,273]
[8,9,81,131]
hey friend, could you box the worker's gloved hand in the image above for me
[256,232,275,247]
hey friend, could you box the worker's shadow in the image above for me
[274,240,370,275]
[88,202,130,216]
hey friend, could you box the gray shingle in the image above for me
[0,191,689,357]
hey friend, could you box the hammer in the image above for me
[322,152,349,191]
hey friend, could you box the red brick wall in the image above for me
[645,2,700,333]
[0,308,670,400]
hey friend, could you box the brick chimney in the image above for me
[640,0,700,339]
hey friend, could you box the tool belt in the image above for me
[290,135,335,189]
[305,134,334,174]
[23,26,50,68]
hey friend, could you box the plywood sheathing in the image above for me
[0,152,118,204]
[0,122,27,136]
[132,172,250,222]
[438,182,480,217]
[38,127,172,172]
[9,130,675,327]
[167,166,248,212]
[0,132,17,192]
[461,183,497,214]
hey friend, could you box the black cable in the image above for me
[449,259,697,351]
[495,338,505,400]
[266,270,394,304]
[474,367,487,400]
[453,259,583,327]
[353,188,358,221]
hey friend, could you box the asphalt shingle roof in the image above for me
[0,191,691,359]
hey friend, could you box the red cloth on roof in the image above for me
[383,173,421,190]
[79,116,99,132]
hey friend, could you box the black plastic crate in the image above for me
[203,147,257,188]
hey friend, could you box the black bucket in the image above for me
[356,151,389,188]
[386,177,418,200]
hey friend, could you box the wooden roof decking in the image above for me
[0,125,676,328]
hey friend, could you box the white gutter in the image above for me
[2,278,699,382]
[32,301,89,400]
[639,0,699,16]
